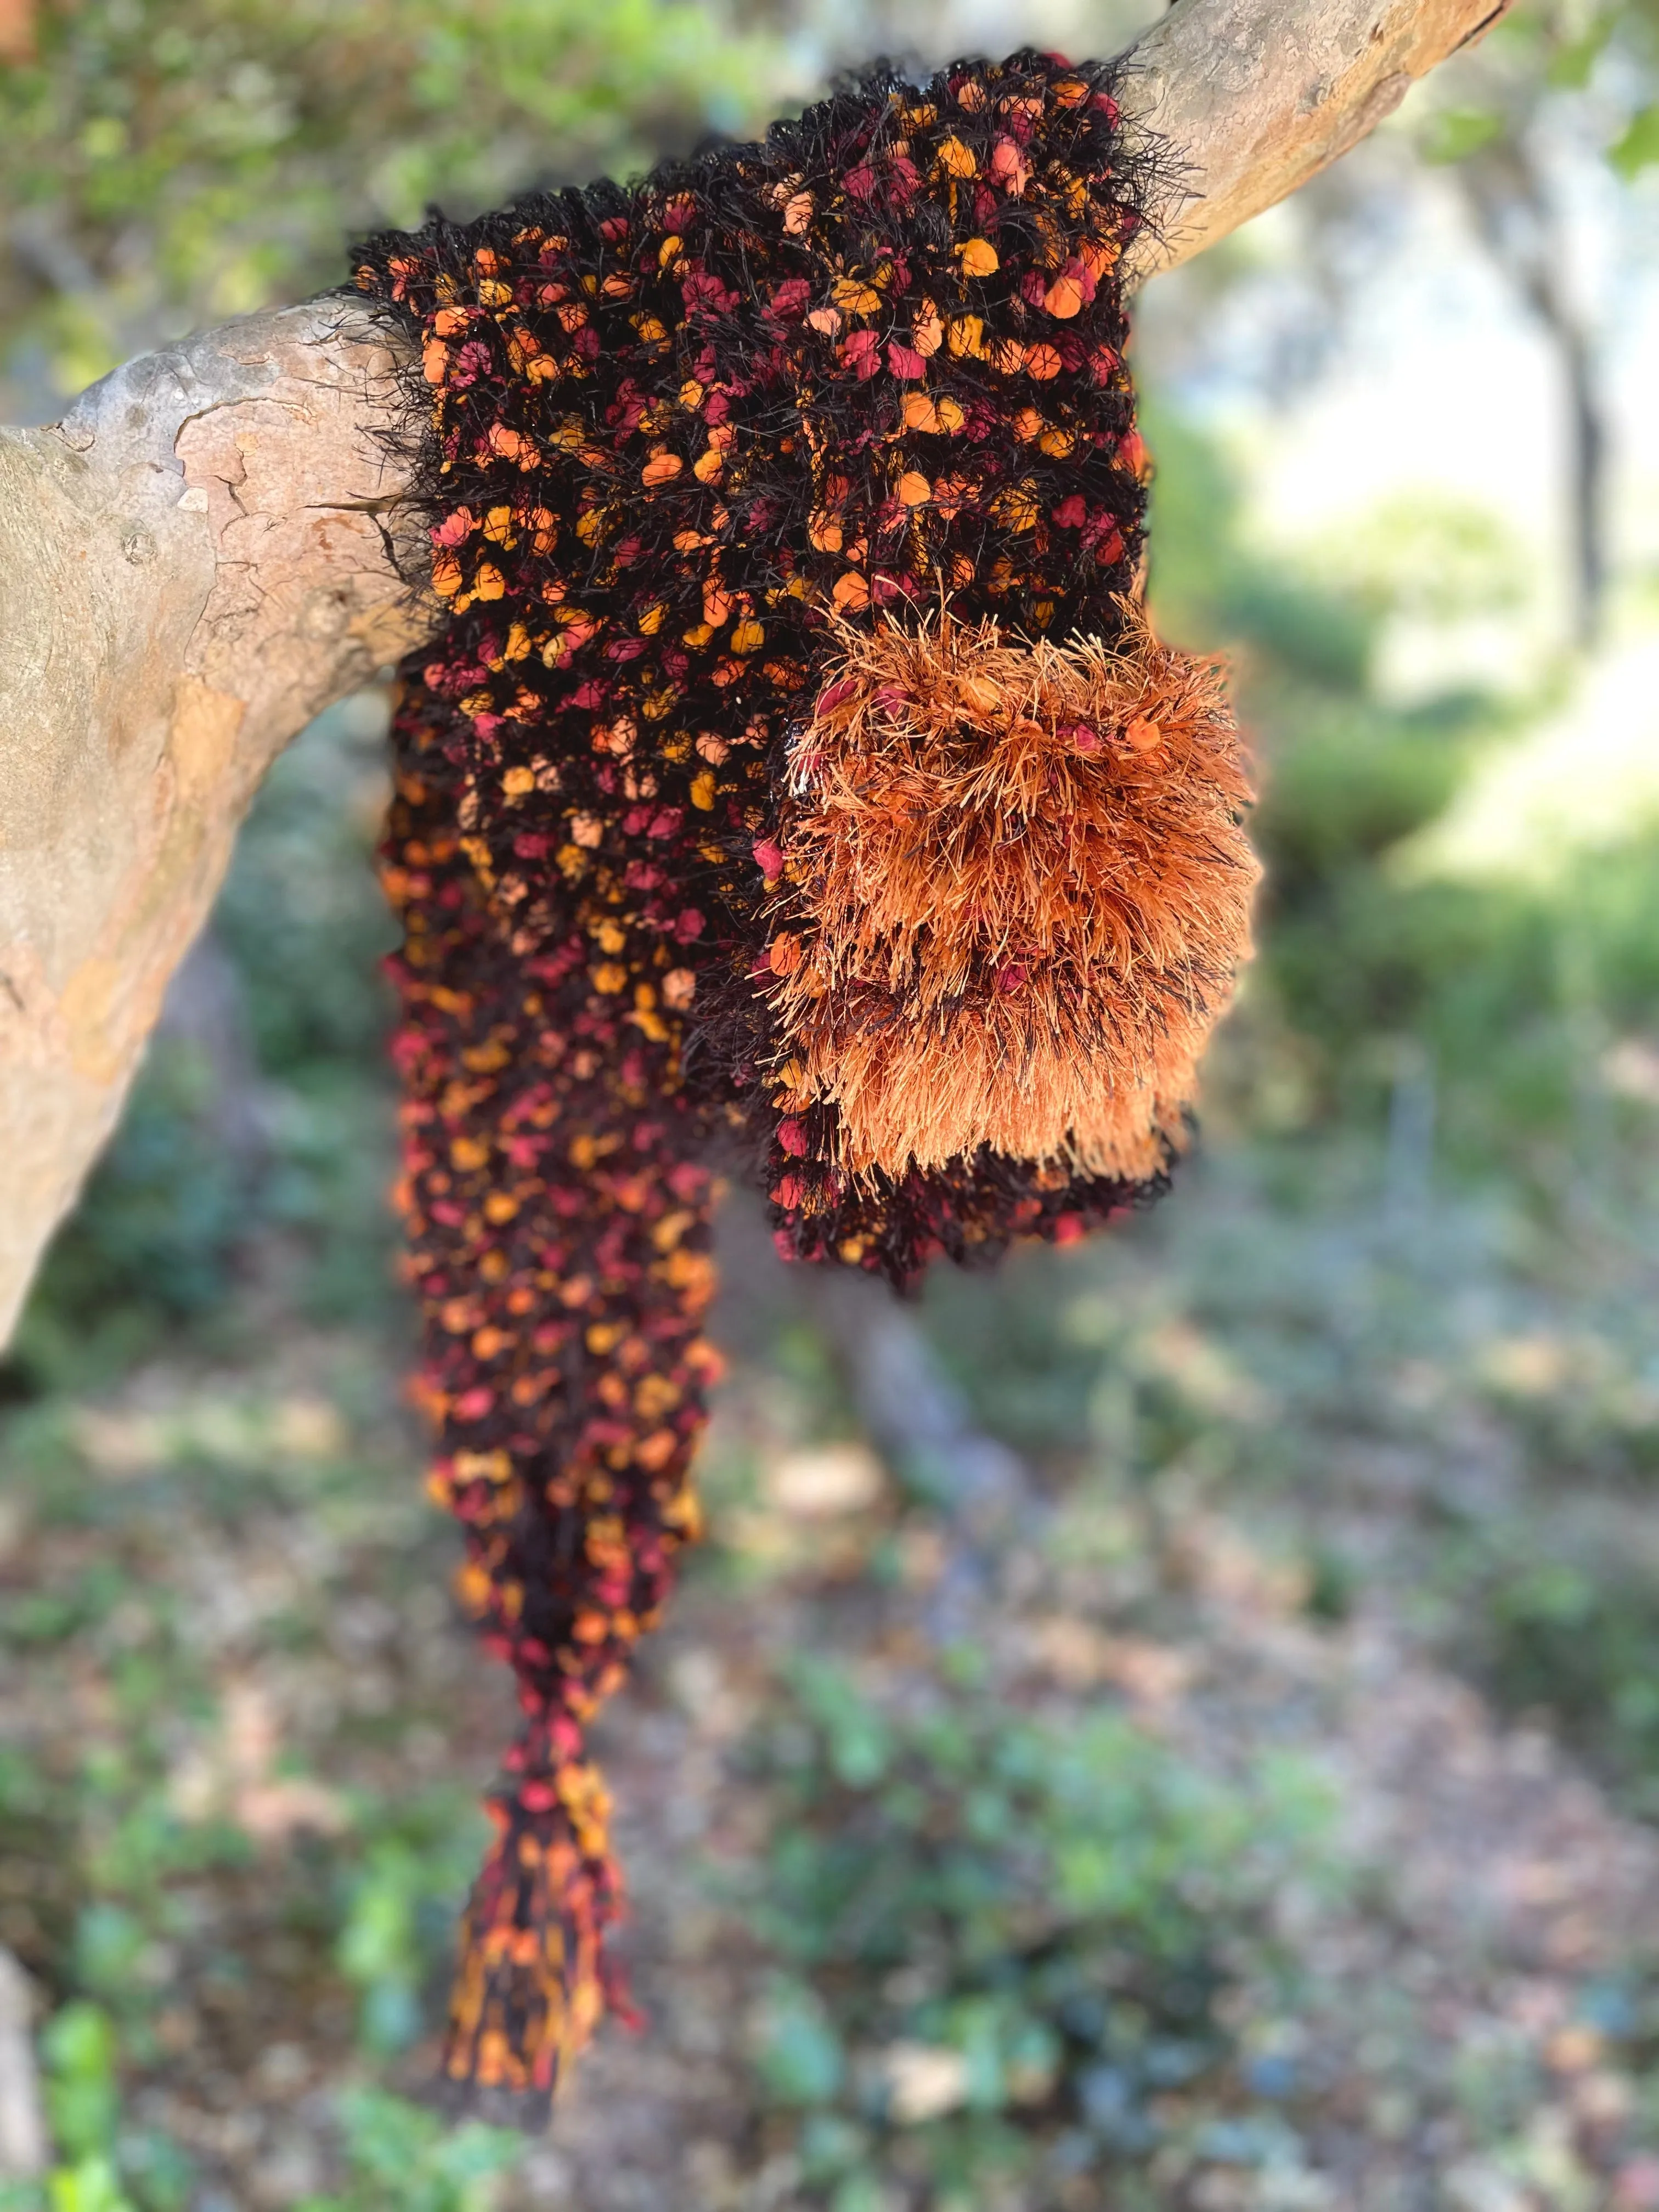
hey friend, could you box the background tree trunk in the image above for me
[1456,143,1607,647]
[0,0,1510,1345]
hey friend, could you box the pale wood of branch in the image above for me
[1121,0,1508,281]
[0,306,430,1337]
[0,0,1505,1343]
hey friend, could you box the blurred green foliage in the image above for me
[745,1654,1330,2208]
[0,0,780,405]
[1418,0,1659,179]
[38,2005,136,2212]
[336,1809,498,2058]
[1147,403,1659,1212]
[23,1049,250,1335]
[0,1358,518,2204]
[295,2089,522,2212]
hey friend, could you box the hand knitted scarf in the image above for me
[352,44,1258,2111]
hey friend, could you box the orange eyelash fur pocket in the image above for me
[765,598,1259,1185]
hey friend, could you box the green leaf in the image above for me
[45,2159,134,2212]
[1610,104,1659,179]
[426,2119,526,2191]
[829,2177,889,2212]
[798,2113,870,2186]
[1547,16,1614,90]
[754,1980,845,2107]
[307,2087,523,2212]
[71,1906,145,2001]
[111,2132,191,2212]
[1423,107,1506,165]
[332,2087,440,2181]
[41,2006,119,2164]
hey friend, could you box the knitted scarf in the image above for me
[352,46,1258,2108]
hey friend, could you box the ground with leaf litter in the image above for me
[7,1159,1659,2212]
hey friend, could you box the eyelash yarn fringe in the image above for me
[353,44,1257,2111]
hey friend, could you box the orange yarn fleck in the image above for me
[766,600,1259,1183]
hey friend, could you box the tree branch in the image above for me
[1121,0,1509,281]
[0,302,429,1340]
[0,0,1507,1345]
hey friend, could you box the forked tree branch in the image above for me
[0,0,1506,1344]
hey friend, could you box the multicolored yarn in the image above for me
[354,46,1257,2109]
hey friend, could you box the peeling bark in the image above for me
[0,0,1508,1343]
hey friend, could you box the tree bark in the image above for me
[1454,145,1606,647]
[0,0,1508,1346]
[1118,0,1511,280]
[0,303,429,1340]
